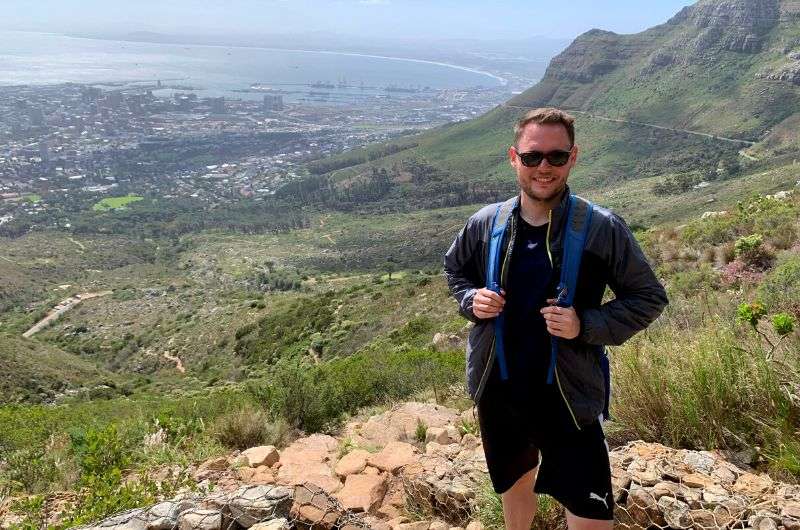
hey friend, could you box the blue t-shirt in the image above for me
[489,215,554,392]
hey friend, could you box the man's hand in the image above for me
[473,288,505,319]
[541,298,580,339]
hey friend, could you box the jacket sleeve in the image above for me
[578,213,668,346]
[443,215,483,324]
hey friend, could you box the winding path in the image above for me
[23,291,113,338]
[503,104,757,146]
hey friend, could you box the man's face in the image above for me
[508,122,578,204]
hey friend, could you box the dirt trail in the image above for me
[503,105,756,146]
[23,291,113,338]
[163,352,186,373]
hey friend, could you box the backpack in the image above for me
[485,193,611,420]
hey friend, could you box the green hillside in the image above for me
[294,0,800,228]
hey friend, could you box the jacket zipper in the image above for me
[546,209,582,432]
[474,213,517,402]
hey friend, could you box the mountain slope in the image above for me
[303,0,800,226]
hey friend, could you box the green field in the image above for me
[92,194,144,212]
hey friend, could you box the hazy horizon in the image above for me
[4,0,697,42]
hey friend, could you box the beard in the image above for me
[519,178,566,204]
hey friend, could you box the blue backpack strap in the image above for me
[546,194,594,385]
[485,196,517,381]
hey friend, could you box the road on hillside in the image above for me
[22,291,113,338]
[503,104,756,146]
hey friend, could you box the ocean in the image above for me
[0,31,505,103]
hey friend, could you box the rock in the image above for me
[426,427,449,444]
[335,450,371,478]
[460,434,479,451]
[429,521,449,530]
[465,522,483,530]
[250,518,290,530]
[238,446,280,468]
[194,457,230,480]
[178,509,222,530]
[334,473,389,513]
[225,485,293,528]
[89,509,148,530]
[682,451,716,475]
[657,496,691,529]
[398,522,430,530]
[459,408,476,426]
[357,403,461,446]
[683,473,716,488]
[277,436,342,493]
[433,333,462,352]
[732,472,773,496]
[749,513,780,530]
[425,442,461,459]
[784,517,800,530]
[367,441,419,473]
[291,483,342,530]
[782,502,800,519]
[238,465,276,485]
[626,484,665,527]
[146,499,198,530]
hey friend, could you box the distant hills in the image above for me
[312,0,800,227]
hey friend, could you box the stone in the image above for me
[178,509,222,530]
[291,482,342,530]
[335,449,371,477]
[682,451,716,475]
[429,521,449,530]
[460,434,479,451]
[625,484,665,527]
[89,509,147,530]
[238,446,280,468]
[426,427,449,444]
[238,465,276,485]
[683,473,716,488]
[465,522,483,530]
[334,473,389,513]
[250,518,290,530]
[749,513,780,530]
[367,441,419,473]
[657,496,691,529]
[359,402,461,446]
[225,485,293,528]
[733,473,773,496]
[146,499,198,530]
[782,503,800,520]
[398,522,430,530]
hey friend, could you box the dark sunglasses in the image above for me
[513,147,572,168]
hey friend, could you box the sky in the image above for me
[2,0,698,41]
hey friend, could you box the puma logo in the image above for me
[527,241,538,250]
[589,491,609,509]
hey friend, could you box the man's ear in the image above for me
[570,144,579,165]
[508,146,517,167]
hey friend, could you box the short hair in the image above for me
[513,107,576,148]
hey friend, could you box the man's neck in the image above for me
[519,189,565,226]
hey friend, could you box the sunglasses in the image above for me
[513,147,572,168]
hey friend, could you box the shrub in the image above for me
[212,406,273,450]
[415,419,428,443]
[611,308,799,477]
[758,252,800,316]
[669,264,720,297]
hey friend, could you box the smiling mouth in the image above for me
[533,176,555,184]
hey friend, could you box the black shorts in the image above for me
[476,374,614,521]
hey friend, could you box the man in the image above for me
[443,108,668,529]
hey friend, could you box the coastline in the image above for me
[11,30,509,87]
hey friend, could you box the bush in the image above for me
[212,406,275,450]
[758,252,800,316]
[611,306,799,477]
[669,264,720,297]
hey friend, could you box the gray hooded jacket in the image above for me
[443,185,668,428]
